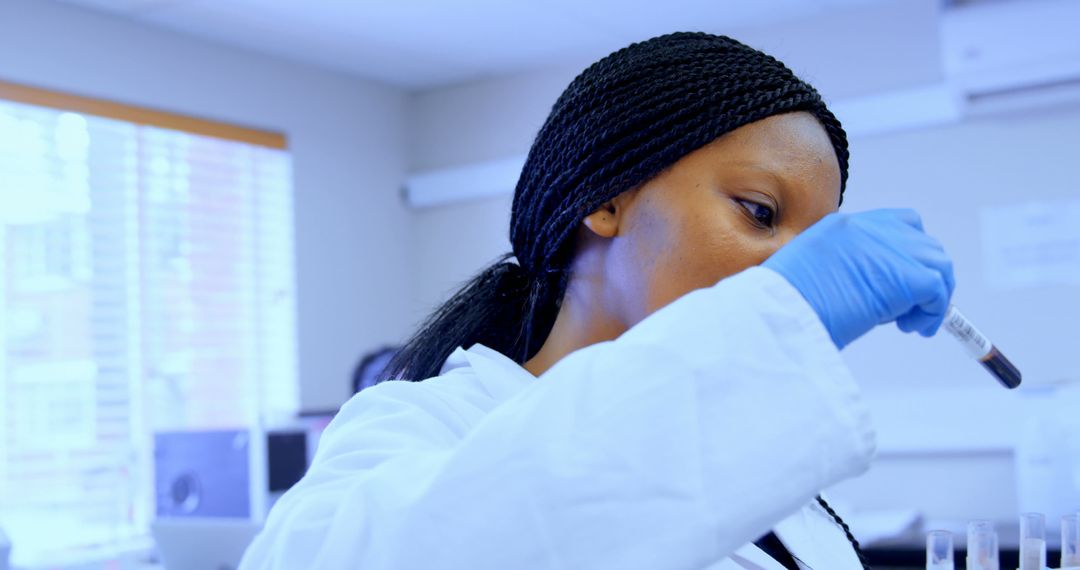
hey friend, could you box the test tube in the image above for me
[1019,513,1047,570]
[967,520,999,570]
[1063,514,1080,567]
[942,305,1021,389]
[927,530,955,570]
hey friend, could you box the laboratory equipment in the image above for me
[942,305,1021,389]
[928,530,955,570]
[1020,512,1047,570]
[154,429,263,518]
[1063,514,1080,568]
[967,520,1000,570]
[152,517,261,570]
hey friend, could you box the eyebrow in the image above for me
[721,160,842,214]
[721,161,791,192]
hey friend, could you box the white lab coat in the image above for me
[239,267,876,570]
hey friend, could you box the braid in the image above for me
[390,31,850,383]
[511,32,850,347]
[816,495,873,570]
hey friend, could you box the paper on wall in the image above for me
[980,198,1080,290]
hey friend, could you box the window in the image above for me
[0,82,298,567]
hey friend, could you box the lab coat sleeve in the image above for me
[239,266,875,570]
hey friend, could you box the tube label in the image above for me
[943,306,993,359]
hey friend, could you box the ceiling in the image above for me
[54,0,897,90]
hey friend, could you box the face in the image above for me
[594,111,842,326]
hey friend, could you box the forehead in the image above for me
[713,113,838,171]
[688,112,843,204]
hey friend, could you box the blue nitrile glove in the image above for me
[762,208,955,350]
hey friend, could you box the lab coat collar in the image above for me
[761,496,848,570]
[440,343,536,396]
[771,506,824,570]
[439,346,471,375]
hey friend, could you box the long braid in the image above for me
[816,495,873,570]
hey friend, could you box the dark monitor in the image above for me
[267,430,308,493]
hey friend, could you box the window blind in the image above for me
[0,97,297,567]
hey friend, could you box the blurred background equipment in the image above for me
[150,518,261,570]
[352,345,400,393]
[153,430,262,519]
[149,420,331,569]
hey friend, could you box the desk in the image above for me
[866,545,1062,570]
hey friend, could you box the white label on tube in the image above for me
[943,306,992,359]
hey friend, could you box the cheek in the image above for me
[640,210,774,316]
[606,197,678,323]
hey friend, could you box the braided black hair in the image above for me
[383,31,849,382]
[818,495,873,570]
[382,33,864,566]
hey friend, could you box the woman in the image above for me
[240,32,953,569]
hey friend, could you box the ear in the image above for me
[582,199,620,239]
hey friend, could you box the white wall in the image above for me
[405,27,1080,525]
[406,67,578,321]
[733,0,944,100]
[0,0,413,411]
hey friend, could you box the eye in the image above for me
[736,199,776,228]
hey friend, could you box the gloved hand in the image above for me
[762,208,955,350]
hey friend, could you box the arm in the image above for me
[240,267,874,570]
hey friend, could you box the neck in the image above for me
[523,251,625,377]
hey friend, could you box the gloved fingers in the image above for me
[869,208,924,232]
[905,234,957,301]
[897,266,952,336]
[854,211,930,259]
[938,256,956,300]
[896,307,944,336]
[895,309,923,333]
